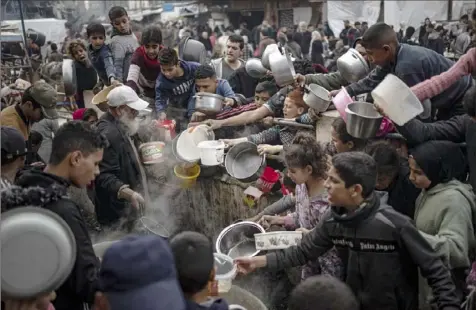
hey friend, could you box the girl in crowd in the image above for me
[260,133,343,280]
[329,117,367,155]
[409,140,475,305]
[126,26,163,115]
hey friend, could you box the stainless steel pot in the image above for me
[195,92,224,114]
[261,44,279,69]
[269,52,296,87]
[1,207,76,298]
[220,286,268,310]
[215,221,265,259]
[345,102,383,139]
[245,58,268,79]
[224,141,266,183]
[337,48,370,83]
[62,58,77,96]
[303,84,331,112]
[181,37,207,64]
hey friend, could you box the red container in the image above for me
[256,167,280,193]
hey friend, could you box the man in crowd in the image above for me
[94,85,149,229]
[1,126,27,188]
[15,121,107,310]
[210,34,245,80]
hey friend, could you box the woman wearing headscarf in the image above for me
[408,140,475,307]
[310,31,324,66]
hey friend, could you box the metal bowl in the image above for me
[304,84,331,112]
[269,52,296,87]
[224,141,266,183]
[1,207,76,298]
[220,285,268,310]
[345,102,383,139]
[245,58,268,79]
[62,58,77,96]
[337,48,370,83]
[195,92,224,114]
[261,44,279,69]
[216,221,265,259]
[181,37,207,64]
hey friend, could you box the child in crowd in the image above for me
[86,23,118,89]
[108,6,139,82]
[126,26,163,113]
[72,108,98,125]
[260,133,343,280]
[155,47,200,128]
[223,88,314,156]
[170,231,232,310]
[67,40,98,109]
[48,43,63,62]
[215,81,278,120]
[288,275,359,310]
[329,117,367,155]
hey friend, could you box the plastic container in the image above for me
[173,164,201,188]
[197,140,225,166]
[214,253,237,293]
[256,167,280,193]
[332,87,353,120]
[371,74,423,126]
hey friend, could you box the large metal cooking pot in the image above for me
[345,102,383,139]
[220,285,268,310]
[261,44,280,69]
[216,221,265,259]
[245,58,268,79]
[337,48,370,83]
[195,92,224,114]
[62,59,77,97]
[225,141,266,183]
[269,52,296,87]
[180,37,207,64]
[303,84,331,112]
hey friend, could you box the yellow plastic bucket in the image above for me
[174,164,201,188]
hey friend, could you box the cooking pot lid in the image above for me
[1,207,76,298]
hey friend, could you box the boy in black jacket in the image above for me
[235,152,461,310]
[15,121,108,310]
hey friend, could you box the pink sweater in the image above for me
[411,48,476,101]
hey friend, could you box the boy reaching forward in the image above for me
[108,6,139,83]
[235,152,461,310]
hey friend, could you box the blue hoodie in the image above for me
[88,44,116,86]
[155,60,201,118]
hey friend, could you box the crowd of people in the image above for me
[1,4,476,310]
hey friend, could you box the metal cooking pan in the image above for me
[180,37,207,64]
[224,141,266,183]
[62,58,77,97]
[1,207,76,298]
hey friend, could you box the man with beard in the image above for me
[94,85,150,229]
[67,39,98,109]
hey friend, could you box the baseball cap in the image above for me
[106,85,149,111]
[28,80,58,119]
[99,235,187,310]
[1,126,27,161]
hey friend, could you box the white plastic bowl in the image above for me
[214,253,237,293]
[371,74,423,126]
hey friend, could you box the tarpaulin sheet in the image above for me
[327,1,381,37]
[384,1,448,31]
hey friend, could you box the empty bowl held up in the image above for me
[215,221,265,259]
[345,102,383,139]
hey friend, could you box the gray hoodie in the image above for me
[109,31,139,82]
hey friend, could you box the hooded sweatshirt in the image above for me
[109,28,139,82]
[155,60,201,118]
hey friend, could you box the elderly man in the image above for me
[94,85,150,229]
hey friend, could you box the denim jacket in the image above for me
[88,44,116,86]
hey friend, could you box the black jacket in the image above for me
[386,160,421,219]
[396,115,475,191]
[94,112,143,226]
[266,192,460,310]
[15,170,99,310]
